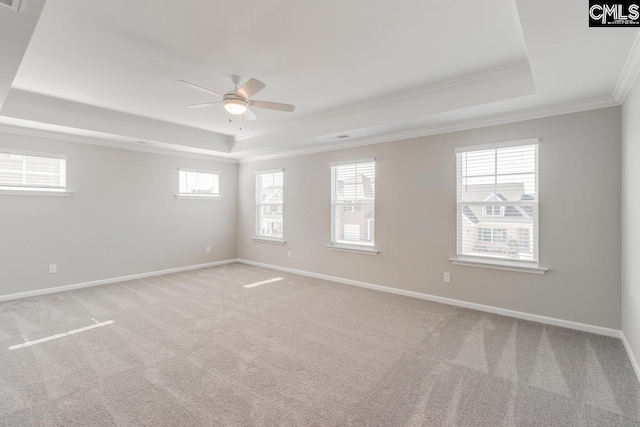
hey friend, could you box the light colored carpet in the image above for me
[0,263,638,426]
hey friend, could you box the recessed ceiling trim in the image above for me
[2,89,234,153]
[0,120,239,163]
[508,0,528,57]
[0,94,617,165]
[0,0,21,11]
[613,32,640,104]
[235,61,533,143]
[238,95,618,164]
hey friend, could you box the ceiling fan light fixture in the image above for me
[178,77,295,119]
[223,99,248,115]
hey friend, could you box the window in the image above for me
[456,142,538,265]
[256,169,284,240]
[0,150,68,194]
[483,206,502,217]
[330,159,375,249]
[477,228,508,243]
[482,197,506,217]
[518,227,531,253]
[178,169,220,199]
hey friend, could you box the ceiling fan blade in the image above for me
[175,79,223,97]
[250,100,295,112]
[243,109,257,121]
[237,78,266,98]
[185,102,221,108]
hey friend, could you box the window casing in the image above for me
[330,159,375,248]
[0,150,67,192]
[255,169,284,240]
[178,169,220,198]
[456,142,538,265]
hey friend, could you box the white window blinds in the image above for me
[256,169,284,239]
[456,142,538,264]
[178,169,220,198]
[0,151,67,191]
[330,160,375,247]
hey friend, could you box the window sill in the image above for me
[449,256,548,275]
[326,244,379,256]
[175,195,222,200]
[0,190,73,197]
[253,237,286,245]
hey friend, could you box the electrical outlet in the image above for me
[443,272,450,283]
[206,246,211,253]
[288,251,292,258]
[49,264,57,274]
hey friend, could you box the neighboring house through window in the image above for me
[477,228,508,243]
[330,159,375,248]
[518,227,532,253]
[255,169,284,240]
[456,141,538,264]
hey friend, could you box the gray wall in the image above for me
[238,107,622,329]
[0,132,238,297]
[0,107,625,331]
[623,77,640,363]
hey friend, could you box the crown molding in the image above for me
[0,94,617,165]
[238,96,618,163]
[2,89,234,152]
[613,32,640,104]
[0,120,239,163]
[509,0,529,59]
[235,61,532,144]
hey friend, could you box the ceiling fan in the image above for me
[176,77,295,121]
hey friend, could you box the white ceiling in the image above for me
[11,0,528,133]
[0,0,45,107]
[0,0,638,160]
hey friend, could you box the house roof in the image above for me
[462,186,535,224]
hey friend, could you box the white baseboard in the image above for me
[621,332,640,384]
[2,256,636,383]
[236,259,622,338]
[0,259,239,303]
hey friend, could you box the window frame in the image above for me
[176,168,221,200]
[327,158,378,255]
[0,148,72,197]
[254,169,285,244]
[451,139,547,274]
